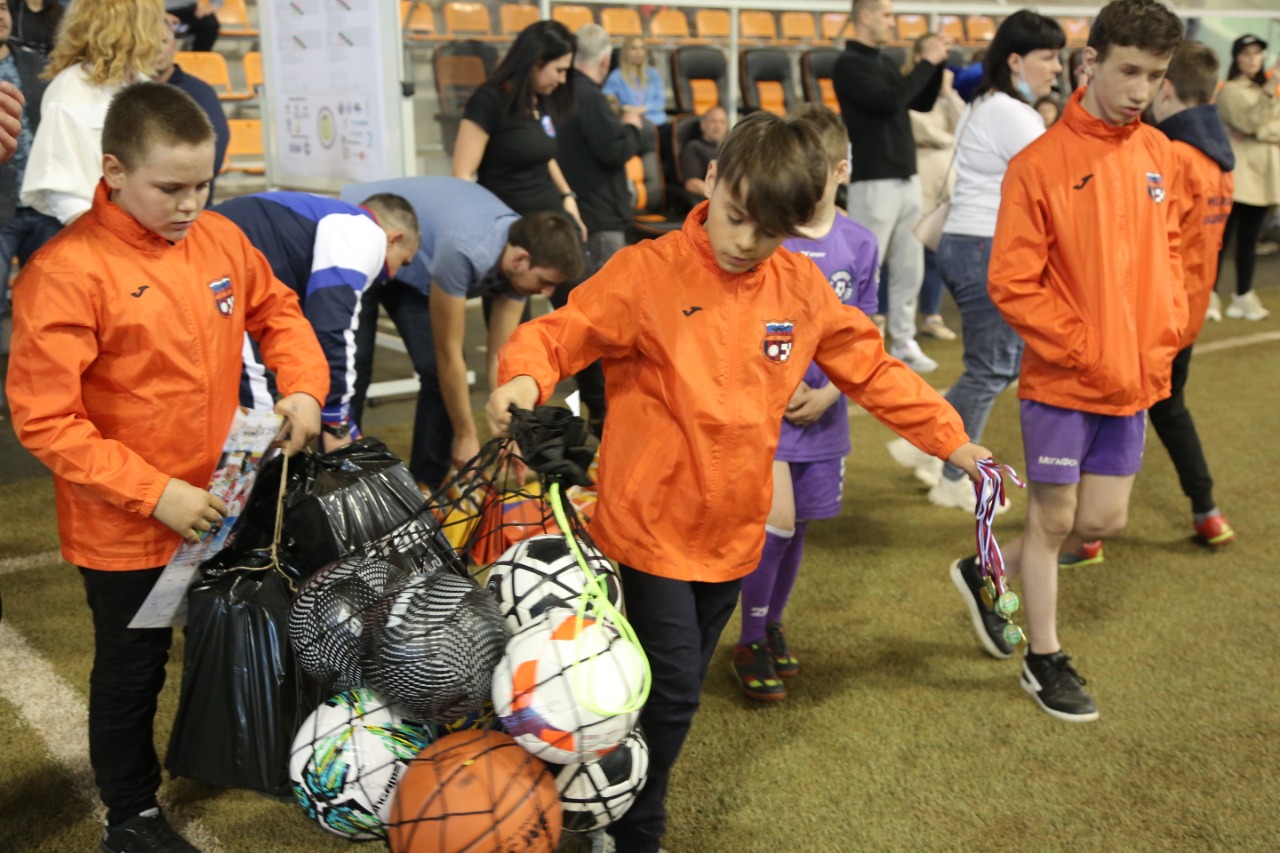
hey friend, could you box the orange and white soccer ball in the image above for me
[492,607,645,765]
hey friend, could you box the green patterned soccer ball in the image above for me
[290,689,432,839]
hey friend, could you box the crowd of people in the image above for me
[1,1,1279,852]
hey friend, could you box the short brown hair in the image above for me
[713,112,827,237]
[1164,40,1219,106]
[360,193,421,242]
[1088,0,1183,63]
[790,103,849,172]
[103,82,214,171]
[508,211,585,281]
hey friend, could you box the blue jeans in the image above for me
[938,233,1023,482]
[919,248,944,315]
[0,206,62,313]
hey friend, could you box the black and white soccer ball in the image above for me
[554,727,650,832]
[485,534,623,632]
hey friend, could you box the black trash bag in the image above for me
[166,549,320,796]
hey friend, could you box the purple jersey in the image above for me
[776,212,879,462]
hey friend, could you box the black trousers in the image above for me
[607,566,742,853]
[169,4,220,52]
[1149,346,1215,514]
[79,567,172,826]
[1219,201,1268,296]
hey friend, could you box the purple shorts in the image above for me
[1020,400,1147,485]
[789,458,845,520]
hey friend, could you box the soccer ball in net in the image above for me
[289,689,432,839]
[485,534,623,632]
[492,607,646,765]
[361,571,509,724]
[554,726,650,832]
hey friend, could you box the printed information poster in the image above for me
[129,409,283,629]
[259,0,396,184]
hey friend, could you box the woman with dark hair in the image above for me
[6,0,62,55]
[452,20,585,237]
[1213,35,1279,321]
[889,9,1064,511]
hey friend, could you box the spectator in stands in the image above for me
[1214,34,1280,321]
[453,20,586,239]
[905,32,963,343]
[165,0,219,53]
[833,0,952,374]
[558,23,642,435]
[603,35,668,128]
[7,0,62,55]
[21,0,165,226]
[887,10,1064,509]
[215,191,420,449]
[953,49,986,102]
[154,12,228,203]
[341,177,585,489]
[680,105,727,198]
[1035,94,1062,126]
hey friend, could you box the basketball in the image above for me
[388,730,562,853]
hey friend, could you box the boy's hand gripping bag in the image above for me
[165,549,319,796]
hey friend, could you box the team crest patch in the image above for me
[209,277,234,318]
[1146,172,1165,203]
[762,321,794,363]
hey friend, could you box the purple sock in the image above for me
[738,526,794,646]
[767,521,807,624]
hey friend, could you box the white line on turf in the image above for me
[1195,329,1280,354]
[0,550,62,575]
[0,622,224,852]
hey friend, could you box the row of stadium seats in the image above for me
[403,2,1095,49]
[177,51,263,101]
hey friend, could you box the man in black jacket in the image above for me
[833,0,951,373]
[559,22,643,275]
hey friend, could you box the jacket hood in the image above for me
[1157,104,1236,173]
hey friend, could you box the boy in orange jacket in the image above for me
[487,112,991,853]
[7,83,328,852]
[949,0,1186,723]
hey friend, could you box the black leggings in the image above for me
[1218,202,1268,296]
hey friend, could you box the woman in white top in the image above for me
[20,0,164,225]
[1214,34,1280,321]
[897,10,1065,510]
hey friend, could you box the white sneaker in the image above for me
[886,437,943,487]
[592,831,666,853]
[1225,291,1269,321]
[1205,291,1222,322]
[919,314,957,341]
[890,339,939,373]
[929,474,1011,514]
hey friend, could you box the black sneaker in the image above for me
[949,556,1014,660]
[731,641,787,701]
[1021,651,1099,723]
[100,808,199,853]
[764,621,798,678]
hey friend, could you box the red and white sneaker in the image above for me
[1059,540,1104,569]
[1194,514,1235,548]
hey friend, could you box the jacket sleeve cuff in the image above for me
[139,474,172,519]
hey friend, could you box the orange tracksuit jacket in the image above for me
[7,181,329,571]
[498,202,969,583]
[1170,141,1233,348]
[990,87,1188,416]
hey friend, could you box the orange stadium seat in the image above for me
[1060,17,1091,47]
[695,9,730,41]
[822,13,852,42]
[939,15,965,44]
[780,12,817,44]
[175,51,250,101]
[802,48,840,113]
[648,8,692,43]
[444,2,497,40]
[498,4,539,37]
[671,46,726,115]
[401,1,437,40]
[222,119,265,174]
[217,0,258,39]
[601,7,643,38]
[551,5,594,32]
[966,15,996,44]
[895,14,927,46]
[741,48,796,116]
[739,11,777,43]
[242,51,263,93]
